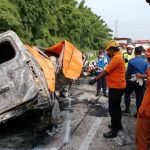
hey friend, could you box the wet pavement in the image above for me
[0,78,137,150]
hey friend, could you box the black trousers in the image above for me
[109,88,125,132]
[124,81,145,111]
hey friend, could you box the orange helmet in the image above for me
[145,48,150,58]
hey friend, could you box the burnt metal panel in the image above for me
[0,31,52,117]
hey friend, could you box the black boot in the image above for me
[96,91,100,97]
[103,90,107,97]
[108,124,123,131]
[122,108,130,113]
[103,130,117,138]
[103,93,108,97]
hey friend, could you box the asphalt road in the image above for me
[0,78,137,150]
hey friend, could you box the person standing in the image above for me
[122,46,148,116]
[123,44,134,69]
[89,40,126,138]
[136,47,150,150]
[95,50,108,96]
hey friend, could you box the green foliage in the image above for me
[89,53,97,61]
[0,0,22,33]
[0,0,112,50]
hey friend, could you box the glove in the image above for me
[89,78,97,85]
[130,74,143,86]
[129,74,137,82]
[136,78,143,86]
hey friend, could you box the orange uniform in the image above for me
[105,52,126,89]
[136,68,150,150]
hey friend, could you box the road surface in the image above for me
[0,78,136,150]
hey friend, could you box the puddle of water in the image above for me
[63,97,72,145]
[50,148,58,150]
[63,111,71,145]
[84,100,108,117]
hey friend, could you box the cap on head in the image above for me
[127,44,134,49]
[145,47,150,58]
[105,40,119,50]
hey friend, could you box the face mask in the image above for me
[98,55,103,58]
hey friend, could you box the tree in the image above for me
[0,0,22,34]
[0,0,112,50]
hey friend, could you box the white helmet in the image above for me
[127,44,134,49]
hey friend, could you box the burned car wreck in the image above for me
[0,30,83,123]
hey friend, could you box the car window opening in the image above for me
[0,41,16,64]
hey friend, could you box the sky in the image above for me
[78,0,150,40]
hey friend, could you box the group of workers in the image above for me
[88,40,150,150]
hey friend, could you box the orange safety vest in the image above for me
[139,68,150,117]
[105,52,126,89]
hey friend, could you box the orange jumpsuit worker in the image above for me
[136,48,150,150]
[89,40,126,138]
